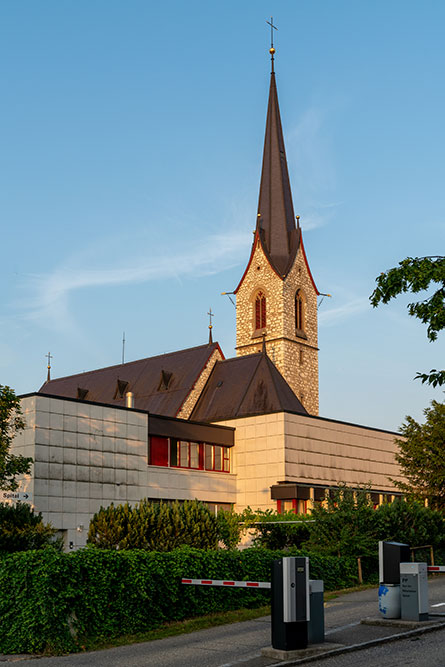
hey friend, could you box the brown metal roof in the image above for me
[39,343,222,417]
[256,71,300,278]
[190,352,307,422]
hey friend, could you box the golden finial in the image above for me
[207,308,214,344]
[45,351,53,383]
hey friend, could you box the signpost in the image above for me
[0,491,32,503]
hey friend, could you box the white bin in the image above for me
[378,583,401,619]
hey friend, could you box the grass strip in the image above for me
[80,605,272,654]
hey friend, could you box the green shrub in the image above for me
[216,509,242,549]
[237,507,312,550]
[304,486,379,558]
[0,502,58,553]
[376,499,445,550]
[87,499,219,550]
[0,546,361,654]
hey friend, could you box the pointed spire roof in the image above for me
[256,70,300,278]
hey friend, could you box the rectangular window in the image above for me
[189,442,200,469]
[170,438,178,466]
[170,440,204,470]
[282,499,297,514]
[204,444,230,473]
[205,444,213,470]
[214,446,222,471]
[150,436,169,467]
[180,440,189,467]
[154,439,228,472]
[223,448,230,472]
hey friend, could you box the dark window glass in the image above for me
[170,438,178,466]
[255,292,266,329]
[295,290,305,332]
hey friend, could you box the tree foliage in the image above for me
[370,256,445,386]
[238,507,312,550]
[391,400,445,510]
[87,499,220,550]
[303,485,379,558]
[0,502,59,553]
[0,385,32,491]
[216,509,243,549]
[377,498,445,549]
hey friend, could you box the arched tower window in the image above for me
[295,290,306,333]
[255,291,267,330]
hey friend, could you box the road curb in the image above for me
[268,619,445,666]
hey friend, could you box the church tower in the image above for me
[234,52,320,415]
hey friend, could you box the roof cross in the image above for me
[266,16,278,49]
[266,17,278,72]
[207,308,214,345]
[45,351,53,382]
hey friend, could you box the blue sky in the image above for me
[1,1,444,431]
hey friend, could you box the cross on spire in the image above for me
[207,308,214,345]
[45,352,53,382]
[266,16,278,71]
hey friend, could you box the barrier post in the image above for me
[271,556,309,651]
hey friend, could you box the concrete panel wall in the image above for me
[12,396,236,548]
[215,413,286,511]
[283,412,402,492]
[216,411,402,512]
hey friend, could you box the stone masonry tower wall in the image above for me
[235,235,319,415]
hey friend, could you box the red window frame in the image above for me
[204,444,230,473]
[149,438,230,473]
[149,436,169,467]
[170,440,204,470]
[277,499,297,514]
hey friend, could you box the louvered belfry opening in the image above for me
[255,291,267,330]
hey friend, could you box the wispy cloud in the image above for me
[22,227,251,332]
[318,297,370,327]
[287,107,341,231]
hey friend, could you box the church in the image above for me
[13,49,403,549]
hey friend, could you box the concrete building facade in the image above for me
[9,52,404,548]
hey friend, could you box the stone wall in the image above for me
[235,236,319,414]
[176,346,224,419]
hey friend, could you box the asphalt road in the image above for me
[14,577,445,667]
[315,628,445,667]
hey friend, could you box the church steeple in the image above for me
[234,45,320,415]
[256,67,300,278]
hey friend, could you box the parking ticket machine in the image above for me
[271,557,309,651]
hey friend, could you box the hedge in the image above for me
[0,546,361,654]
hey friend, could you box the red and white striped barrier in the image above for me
[181,578,271,589]
[428,566,445,573]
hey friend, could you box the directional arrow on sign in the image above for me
[0,491,32,502]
